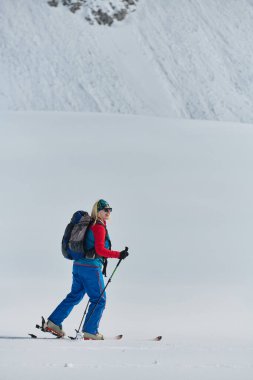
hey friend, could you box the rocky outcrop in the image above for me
[47,0,139,25]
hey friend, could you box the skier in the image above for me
[45,199,129,340]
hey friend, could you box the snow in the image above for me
[0,111,252,379]
[1,3,252,378]
[1,337,252,380]
[2,1,253,122]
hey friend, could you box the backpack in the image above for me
[61,210,94,260]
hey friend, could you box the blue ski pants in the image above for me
[48,263,106,334]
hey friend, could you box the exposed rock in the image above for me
[48,0,59,7]
[70,2,83,13]
[114,9,127,22]
[93,9,114,26]
[47,0,138,25]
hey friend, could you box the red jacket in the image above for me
[90,222,120,259]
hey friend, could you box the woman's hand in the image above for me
[119,248,129,260]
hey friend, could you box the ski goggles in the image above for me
[103,207,112,213]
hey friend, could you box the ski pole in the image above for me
[76,299,90,334]
[76,248,127,337]
[83,258,123,330]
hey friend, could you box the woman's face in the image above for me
[98,208,111,221]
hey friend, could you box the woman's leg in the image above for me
[82,268,106,334]
[48,271,85,326]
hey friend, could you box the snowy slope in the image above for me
[0,112,253,379]
[1,0,253,122]
[0,112,252,335]
[1,337,252,380]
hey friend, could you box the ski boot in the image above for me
[44,320,65,337]
[83,332,104,340]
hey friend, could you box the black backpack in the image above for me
[61,210,94,260]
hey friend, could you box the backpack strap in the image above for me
[102,258,108,277]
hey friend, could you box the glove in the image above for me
[119,247,129,260]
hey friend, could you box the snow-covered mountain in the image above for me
[1,0,253,122]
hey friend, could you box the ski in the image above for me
[151,335,162,341]
[0,334,161,341]
[0,335,64,340]
[0,334,122,340]
[68,334,123,341]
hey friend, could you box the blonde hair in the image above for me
[91,200,100,225]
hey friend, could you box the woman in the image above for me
[45,199,129,340]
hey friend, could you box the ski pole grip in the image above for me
[118,247,128,263]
